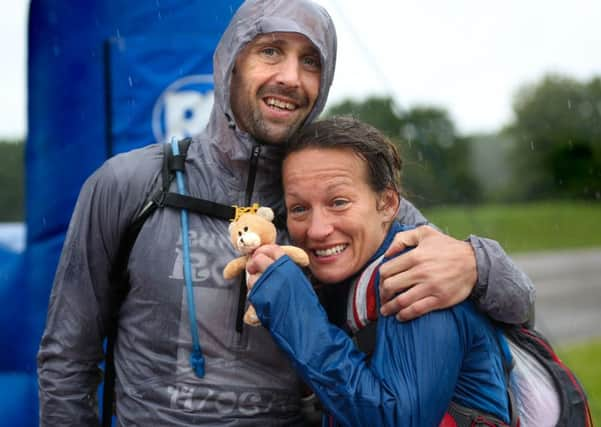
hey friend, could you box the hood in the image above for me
[212,0,337,132]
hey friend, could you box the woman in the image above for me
[247,116,515,427]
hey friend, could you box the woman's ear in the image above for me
[377,188,400,222]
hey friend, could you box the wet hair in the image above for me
[285,116,403,196]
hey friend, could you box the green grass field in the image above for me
[423,201,601,254]
[423,201,601,424]
[559,340,601,425]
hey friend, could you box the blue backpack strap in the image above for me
[169,138,206,378]
[156,138,236,220]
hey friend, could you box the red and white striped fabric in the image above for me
[346,255,385,333]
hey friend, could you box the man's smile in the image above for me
[264,97,298,111]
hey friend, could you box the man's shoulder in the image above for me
[397,198,428,225]
[82,143,164,204]
[107,143,163,180]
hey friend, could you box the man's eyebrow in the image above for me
[305,45,320,56]
[253,36,289,47]
[252,36,319,55]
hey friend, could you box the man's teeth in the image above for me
[315,245,347,257]
[266,97,296,110]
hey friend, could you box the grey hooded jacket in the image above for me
[37,0,534,425]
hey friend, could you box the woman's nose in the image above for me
[306,211,334,240]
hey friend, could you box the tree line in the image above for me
[0,140,24,222]
[1,72,599,221]
[326,73,601,208]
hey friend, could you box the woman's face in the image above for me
[283,147,398,284]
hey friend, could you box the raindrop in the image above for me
[439,133,454,149]
[401,123,417,143]
[530,141,535,151]
[48,11,58,25]
[567,99,572,109]
[578,101,593,119]
[128,76,133,87]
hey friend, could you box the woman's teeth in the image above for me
[314,244,347,257]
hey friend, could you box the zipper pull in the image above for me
[245,144,262,205]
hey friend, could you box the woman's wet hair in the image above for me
[286,116,402,195]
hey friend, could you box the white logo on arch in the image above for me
[152,74,214,142]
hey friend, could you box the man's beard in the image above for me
[248,84,311,144]
[248,108,304,145]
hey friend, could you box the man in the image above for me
[37,0,534,425]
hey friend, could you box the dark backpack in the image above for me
[502,325,593,427]
[354,321,593,427]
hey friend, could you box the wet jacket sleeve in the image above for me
[249,256,466,427]
[398,198,535,325]
[37,161,134,426]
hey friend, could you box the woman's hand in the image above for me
[379,225,477,321]
[246,244,286,289]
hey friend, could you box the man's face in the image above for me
[230,32,321,144]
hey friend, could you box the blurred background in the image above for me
[0,0,599,424]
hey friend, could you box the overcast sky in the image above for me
[2,0,601,139]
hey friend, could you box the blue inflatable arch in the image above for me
[0,1,242,425]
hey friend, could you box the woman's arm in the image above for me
[249,254,465,427]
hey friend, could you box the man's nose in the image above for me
[306,210,333,240]
[276,57,301,88]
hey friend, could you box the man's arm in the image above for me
[37,163,126,426]
[379,198,535,325]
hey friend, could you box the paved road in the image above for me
[512,248,601,346]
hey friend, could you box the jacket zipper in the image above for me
[245,144,261,205]
[235,143,262,336]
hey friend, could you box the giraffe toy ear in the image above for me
[256,206,274,222]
